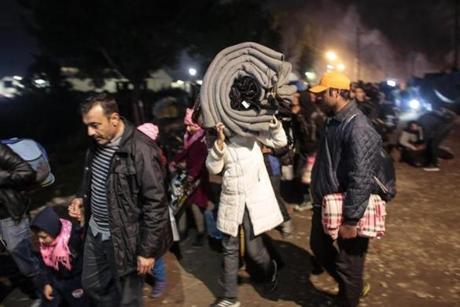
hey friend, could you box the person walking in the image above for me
[68,94,172,307]
[309,72,382,307]
[206,117,286,307]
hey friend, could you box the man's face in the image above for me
[82,104,121,145]
[409,123,419,132]
[315,88,337,114]
[355,88,366,102]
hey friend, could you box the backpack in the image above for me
[346,114,397,202]
[1,138,55,187]
[326,114,397,202]
[374,147,396,202]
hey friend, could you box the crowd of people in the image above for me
[0,69,456,307]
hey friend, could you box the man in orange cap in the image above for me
[309,72,382,306]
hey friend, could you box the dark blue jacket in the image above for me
[311,102,382,225]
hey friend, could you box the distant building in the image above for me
[0,76,24,99]
[62,67,173,93]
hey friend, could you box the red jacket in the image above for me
[174,135,210,208]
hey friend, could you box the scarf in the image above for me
[40,218,73,271]
[184,129,205,149]
[184,108,205,149]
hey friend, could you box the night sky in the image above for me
[0,0,456,80]
[0,0,37,76]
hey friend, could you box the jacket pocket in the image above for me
[112,160,140,219]
[222,176,238,195]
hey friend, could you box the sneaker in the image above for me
[150,281,167,298]
[210,298,241,307]
[423,166,440,172]
[294,202,313,212]
[361,281,371,297]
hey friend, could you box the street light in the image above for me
[386,80,396,87]
[337,63,346,71]
[188,67,197,77]
[325,51,337,62]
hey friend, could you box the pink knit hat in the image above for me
[137,123,159,141]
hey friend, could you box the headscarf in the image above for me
[31,207,73,271]
[184,108,205,149]
[137,123,159,141]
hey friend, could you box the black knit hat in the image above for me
[31,207,62,238]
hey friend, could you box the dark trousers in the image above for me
[41,275,90,307]
[426,123,453,166]
[82,231,144,307]
[269,176,290,222]
[401,148,427,167]
[220,210,272,298]
[294,153,311,203]
[310,208,369,307]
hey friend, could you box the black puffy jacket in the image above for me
[311,102,382,225]
[79,121,172,276]
[0,144,36,221]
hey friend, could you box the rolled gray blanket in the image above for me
[200,42,296,137]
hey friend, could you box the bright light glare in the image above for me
[325,51,337,61]
[304,71,316,80]
[337,63,346,71]
[326,64,334,71]
[196,80,203,85]
[386,80,396,87]
[409,99,420,109]
[13,76,22,81]
[188,68,197,76]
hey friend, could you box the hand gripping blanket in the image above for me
[200,42,296,137]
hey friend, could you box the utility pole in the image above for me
[355,27,362,81]
[454,0,459,69]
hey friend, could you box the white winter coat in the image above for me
[206,120,288,237]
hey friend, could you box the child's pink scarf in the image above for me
[40,219,72,271]
[184,130,205,149]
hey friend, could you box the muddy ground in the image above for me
[2,124,459,307]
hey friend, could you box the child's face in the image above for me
[37,231,55,245]
[186,124,201,135]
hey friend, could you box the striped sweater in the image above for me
[89,134,122,235]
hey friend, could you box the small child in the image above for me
[30,207,89,307]
[137,123,171,299]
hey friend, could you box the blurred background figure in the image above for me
[398,121,427,167]
[171,108,211,247]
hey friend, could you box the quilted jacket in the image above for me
[311,102,382,225]
[206,119,287,237]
